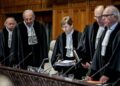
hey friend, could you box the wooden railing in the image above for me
[0,66,96,86]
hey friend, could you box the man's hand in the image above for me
[85,76,92,81]
[81,62,91,69]
[99,75,109,84]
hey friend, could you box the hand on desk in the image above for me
[99,75,109,84]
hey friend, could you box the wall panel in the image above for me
[0,0,120,39]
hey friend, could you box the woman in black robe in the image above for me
[51,16,85,79]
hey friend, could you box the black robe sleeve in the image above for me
[0,32,5,61]
[51,30,82,67]
[77,25,92,63]
[51,35,63,66]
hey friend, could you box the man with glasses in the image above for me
[77,5,105,73]
[86,5,120,84]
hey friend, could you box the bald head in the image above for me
[4,17,17,31]
[23,9,35,26]
[94,5,104,17]
[94,5,104,26]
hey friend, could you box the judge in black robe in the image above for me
[51,16,84,79]
[77,22,99,63]
[77,5,105,72]
[0,17,17,66]
[11,10,48,69]
[87,5,120,84]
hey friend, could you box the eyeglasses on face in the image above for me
[94,16,102,19]
[102,14,114,17]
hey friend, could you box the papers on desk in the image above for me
[55,60,76,67]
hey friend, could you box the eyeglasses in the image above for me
[94,16,102,19]
[102,14,114,17]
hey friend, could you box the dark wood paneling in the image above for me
[0,0,120,38]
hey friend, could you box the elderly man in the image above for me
[86,5,120,84]
[11,9,48,69]
[0,17,17,66]
[77,5,105,73]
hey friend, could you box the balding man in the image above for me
[11,9,48,69]
[0,17,17,66]
[77,5,105,73]
[87,5,120,84]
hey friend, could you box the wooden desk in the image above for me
[0,66,97,86]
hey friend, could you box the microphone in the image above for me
[37,58,49,72]
[15,52,32,68]
[90,62,109,78]
[43,53,61,73]
[73,49,80,62]
[112,78,120,86]
[0,52,14,64]
[62,58,82,77]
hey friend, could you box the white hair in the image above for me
[106,5,120,22]
[22,9,35,19]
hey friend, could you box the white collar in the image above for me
[6,27,12,33]
[66,29,74,36]
[24,21,34,29]
[109,22,118,31]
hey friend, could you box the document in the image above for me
[55,60,75,67]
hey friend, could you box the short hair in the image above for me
[22,9,35,19]
[61,16,73,26]
[107,5,120,22]
[4,17,17,26]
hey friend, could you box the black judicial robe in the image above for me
[88,23,120,83]
[11,21,48,69]
[51,30,86,79]
[77,22,99,63]
[0,28,12,66]
[51,30,82,64]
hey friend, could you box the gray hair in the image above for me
[106,5,120,22]
[22,9,35,19]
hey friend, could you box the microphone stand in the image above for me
[112,78,120,86]
[62,49,82,77]
[90,63,109,78]
[43,54,61,74]
[62,59,82,77]
[37,58,48,72]
[0,52,14,64]
[15,52,32,68]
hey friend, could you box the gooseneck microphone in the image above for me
[41,53,61,73]
[37,58,49,72]
[73,49,80,62]
[62,49,82,76]
[90,62,110,78]
[15,52,32,68]
[0,52,14,64]
[62,59,82,77]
